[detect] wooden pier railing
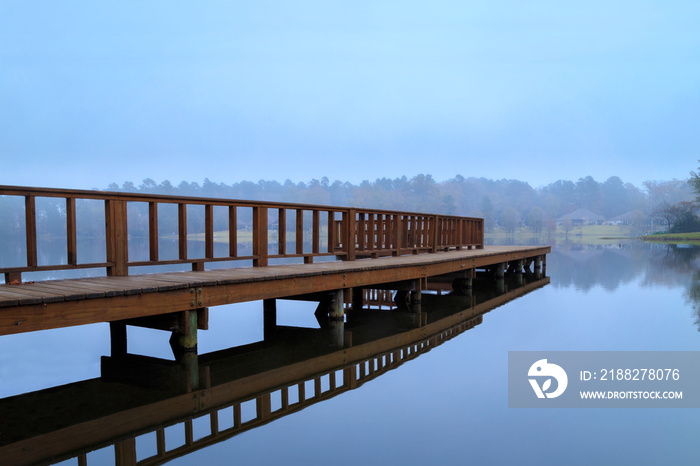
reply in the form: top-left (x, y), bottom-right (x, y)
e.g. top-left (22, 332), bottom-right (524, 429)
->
top-left (0, 185), bottom-right (483, 283)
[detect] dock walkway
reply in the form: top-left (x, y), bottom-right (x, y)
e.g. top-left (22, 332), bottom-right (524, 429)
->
top-left (0, 245), bottom-right (549, 336)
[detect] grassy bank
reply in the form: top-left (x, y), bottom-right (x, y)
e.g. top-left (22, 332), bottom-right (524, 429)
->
top-left (641, 232), bottom-right (700, 244)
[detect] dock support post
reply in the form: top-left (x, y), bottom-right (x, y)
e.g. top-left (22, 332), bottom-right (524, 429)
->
top-left (351, 287), bottom-right (364, 312)
top-left (348, 287), bottom-right (363, 323)
top-left (495, 262), bottom-right (505, 280)
top-left (452, 269), bottom-right (474, 297)
top-left (110, 322), bottom-right (127, 356)
top-left (168, 310), bottom-right (199, 390)
top-left (329, 320), bottom-right (345, 348)
top-left (410, 280), bottom-right (422, 314)
top-left (329, 289), bottom-right (345, 347)
top-left (264, 299), bottom-right (277, 341)
top-left (534, 256), bottom-right (542, 279)
top-left (542, 255), bottom-right (547, 276)
top-left (329, 289), bottom-right (344, 321)
top-left (170, 310), bottom-right (198, 356)
top-left (467, 268), bottom-right (475, 297)
top-left (514, 259), bottom-right (523, 286)
top-left (180, 351), bottom-right (200, 392)
top-left (495, 262), bottom-right (505, 293)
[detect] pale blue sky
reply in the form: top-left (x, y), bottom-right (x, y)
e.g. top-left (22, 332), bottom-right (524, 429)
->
top-left (1, 1), bottom-right (698, 190)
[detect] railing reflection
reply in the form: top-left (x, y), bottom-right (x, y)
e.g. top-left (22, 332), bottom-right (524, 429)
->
top-left (0, 274), bottom-right (548, 466)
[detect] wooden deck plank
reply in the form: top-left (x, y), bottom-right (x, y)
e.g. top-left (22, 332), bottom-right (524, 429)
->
top-left (0, 287), bottom-right (46, 306)
top-left (29, 281), bottom-right (117, 300)
top-left (0, 294), bottom-right (19, 308)
top-left (84, 276), bottom-right (173, 294)
top-left (83, 276), bottom-right (189, 293)
top-left (0, 285), bottom-right (67, 303)
top-left (17, 282), bottom-right (88, 301)
top-left (47, 279), bottom-right (128, 297)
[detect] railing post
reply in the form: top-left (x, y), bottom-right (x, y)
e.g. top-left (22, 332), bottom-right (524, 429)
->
top-left (431, 214), bottom-right (439, 253)
top-left (327, 210), bottom-right (336, 253)
top-left (105, 199), bottom-right (128, 277)
top-left (257, 393), bottom-right (272, 420)
top-left (253, 206), bottom-right (268, 266)
top-left (357, 212), bottom-right (366, 253)
top-left (229, 206), bottom-right (238, 257)
top-left (408, 215), bottom-right (416, 253)
top-left (392, 214), bottom-right (402, 256)
top-left (25, 195), bottom-right (37, 269)
top-left (366, 213), bottom-right (374, 253)
top-left (178, 203), bottom-right (187, 261)
top-left (296, 209), bottom-right (304, 256)
top-left (114, 437), bottom-right (137, 466)
top-left (478, 218), bottom-right (484, 248)
top-left (205, 204), bottom-right (214, 259)
top-left (149, 202), bottom-right (159, 261)
top-left (66, 197), bottom-right (77, 266)
top-left (309, 209), bottom-right (319, 264)
top-left (344, 209), bottom-right (356, 261)
top-left (456, 218), bottom-right (464, 250)
top-left (278, 208), bottom-right (287, 255)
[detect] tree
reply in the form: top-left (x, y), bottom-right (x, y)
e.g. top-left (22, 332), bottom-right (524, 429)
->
top-left (500, 207), bottom-right (519, 235)
top-left (654, 201), bottom-right (700, 233)
top-left (691, 160), bottom-right (700, 202)
top-left (575, 176), bottom-right (603, 212)
top-left (544, 180), bottom-right (576, 216)
top-left (480, 195), bottom-right (495, 232)
top-left (440, 194), bottom-right (457, 215)
top-left (527, 207), bottom-right (545, 236)
top-left (644, 179), bottom-right (695, 213)
top-left (653, 202), bottom-right (676, 231)
top-left (545, 215), bottom-right (557, 241)
top-left (600, 176), bottom-right (628, 218)
top-left (140, 178), bottom-right (157, 192)
top-left (562, 217), bottom-right (573, 239)
top-left (670, 202), bottom-right (700, 233)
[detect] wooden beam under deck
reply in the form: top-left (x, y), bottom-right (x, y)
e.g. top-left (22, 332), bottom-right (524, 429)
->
top-left (0, 245), bottom-right (549, 336)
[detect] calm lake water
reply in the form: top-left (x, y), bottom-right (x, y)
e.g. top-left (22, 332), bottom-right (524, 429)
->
top-left (1, 239), bottom-right (699, 465)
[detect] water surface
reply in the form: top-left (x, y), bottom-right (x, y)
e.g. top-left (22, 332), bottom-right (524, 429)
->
top-left (1, 240), bottom-right (698, 465)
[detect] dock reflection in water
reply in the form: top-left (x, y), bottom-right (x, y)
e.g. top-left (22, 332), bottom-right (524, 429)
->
top-left (0, 274), bottom-right (548, 466)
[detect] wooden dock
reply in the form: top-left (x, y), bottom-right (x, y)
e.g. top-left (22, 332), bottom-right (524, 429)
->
top-left (0, 186), bottom-right (552, 465)
top-left (0, 186), bottom-right (549, 351)
top-left (0, 245), bottom-right (549, 336)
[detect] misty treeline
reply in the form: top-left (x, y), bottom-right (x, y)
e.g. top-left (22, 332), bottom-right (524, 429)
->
top-left (0, 174), bottom-right (694, 240)
top-left (108, 175), bottom-right (692, 232)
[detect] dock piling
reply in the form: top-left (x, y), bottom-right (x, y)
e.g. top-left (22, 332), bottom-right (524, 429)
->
top-left (264, 299), bottom-right (277, 341)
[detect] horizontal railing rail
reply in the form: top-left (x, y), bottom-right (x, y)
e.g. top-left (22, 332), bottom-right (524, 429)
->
top-left (0, 185), bottom-right (484, 283)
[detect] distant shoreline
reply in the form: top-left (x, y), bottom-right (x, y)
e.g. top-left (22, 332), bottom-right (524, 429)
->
top-left (641, 232), bottom-right (700, 244)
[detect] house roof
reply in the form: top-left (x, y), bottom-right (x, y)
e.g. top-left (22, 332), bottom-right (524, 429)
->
top-left (609, 211), bottom-right (643, 222)
top-left (559, 208), bottom-right (605, 222)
